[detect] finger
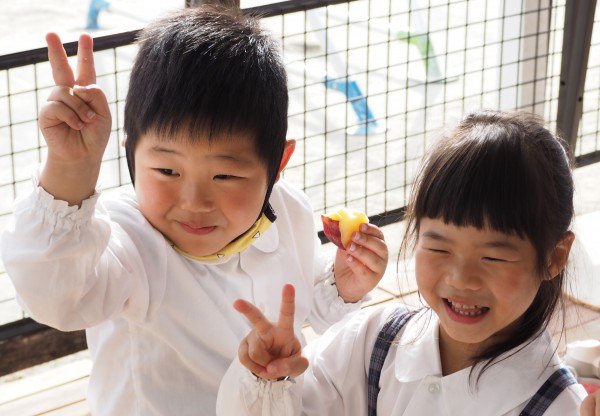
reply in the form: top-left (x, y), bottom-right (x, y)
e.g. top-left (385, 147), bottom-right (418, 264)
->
top-left (346, 238), bottom-right (388, 276)
top-left (245, 332), bottom-right (275, 368)
top-left (346, 232), bottom-right (389, 263)
top-left (265, 355), bottom-right (309, 379)
top-left (233, 298), bottom-right (274, 336)
top-left (352, 229), bottom-right (388, 262)
top-left (277, 283), bottom-right (296, 331)
top-left (238, 337), bottom-right (268, 376)
top-left (46, 32), bottom-right (75, 87)
top-left (359, 222), bottom-right (385, 241)
top-left (75, 33), bottom-right (96, 85)
top-left (40, 101), bottom-right (85, 131)
top-left (47, 86), bottom-right (97, 123)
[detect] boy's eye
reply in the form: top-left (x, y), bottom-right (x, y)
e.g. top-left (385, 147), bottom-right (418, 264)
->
top-left (156, 168), bottom-right (179, 176)
top-left (214, 174), bottom-right (238, 180)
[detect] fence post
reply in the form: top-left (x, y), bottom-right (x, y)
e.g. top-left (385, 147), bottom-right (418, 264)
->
top-left (186, 0), bottom-right (241, 7)
top-left (556, 0), bottom-right (597, 163)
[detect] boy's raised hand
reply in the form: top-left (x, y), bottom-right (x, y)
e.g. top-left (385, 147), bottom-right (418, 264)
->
top-left (333, 223), bottom-right (388, 303)
top-left (234, 284), bottom-right (308, 380)
top-left (39, 33), bottom-right (111, 206)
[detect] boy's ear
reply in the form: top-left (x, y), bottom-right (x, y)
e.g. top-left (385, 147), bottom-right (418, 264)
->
top-left (547, 231), bottom-right (575, 279)
top-left (275, 139), bottom-right (296, 183)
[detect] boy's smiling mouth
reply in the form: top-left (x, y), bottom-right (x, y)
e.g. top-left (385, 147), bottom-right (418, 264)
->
top-left (445, 299), bottom-right (490, 317)
top-left (179, 222), bottom-right (216, 235)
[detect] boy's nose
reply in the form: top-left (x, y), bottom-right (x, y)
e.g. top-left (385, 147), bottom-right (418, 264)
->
top-left (180, 182), bottom-right (215, 212)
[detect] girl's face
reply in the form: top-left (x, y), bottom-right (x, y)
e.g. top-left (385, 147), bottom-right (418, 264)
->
top-left (415, 217), bottom-right (541, 356)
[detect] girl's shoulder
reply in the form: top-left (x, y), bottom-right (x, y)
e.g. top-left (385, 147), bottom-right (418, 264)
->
top-left (314, 303), bottom-right (419, 351)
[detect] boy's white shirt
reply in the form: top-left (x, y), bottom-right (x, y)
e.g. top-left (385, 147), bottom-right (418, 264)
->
top-left (217, 304), bottom-right (587, 416)
top-left (1, 177), bottom-right (361, 416)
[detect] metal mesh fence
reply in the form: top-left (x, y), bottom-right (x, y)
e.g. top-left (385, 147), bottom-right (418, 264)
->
top-left (0, 0), bottom-right (598, 327)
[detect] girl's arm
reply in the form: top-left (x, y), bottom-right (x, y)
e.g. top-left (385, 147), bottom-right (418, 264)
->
top-left (217, 284), bottom-right (307, 416)
top-left (581, 390), bottom-right (600, 416)
top-left (234, 284), bottom-right (308, 381)
top-left (217, 286), bottom-right (394, 416)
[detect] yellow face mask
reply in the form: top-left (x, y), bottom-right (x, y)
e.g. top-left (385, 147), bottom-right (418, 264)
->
top-left (171, 212), bottom-right (273, 261)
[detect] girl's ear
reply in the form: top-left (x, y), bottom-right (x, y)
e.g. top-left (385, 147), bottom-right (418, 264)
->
top-left (275, 139), bottom-right (296, 183)
top-left (547, 231), bottom-right (575, 279)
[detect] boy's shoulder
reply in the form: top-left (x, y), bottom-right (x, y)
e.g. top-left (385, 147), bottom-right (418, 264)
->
top-left (100, 185), bottom-right (157, 231)
top-left (270, 178), bottom-right (313, 214)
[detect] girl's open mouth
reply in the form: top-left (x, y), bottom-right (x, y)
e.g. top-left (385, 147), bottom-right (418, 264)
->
top-left (445, 299), bottom-right (490, 317)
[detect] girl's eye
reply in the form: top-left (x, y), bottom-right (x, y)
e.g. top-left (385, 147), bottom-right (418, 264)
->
top-left (483, 257), bottom-right (506, 262)
top-left (427, 248), bottom-right (448, 254)
top-left (156, 168), bottom-right (179, 176)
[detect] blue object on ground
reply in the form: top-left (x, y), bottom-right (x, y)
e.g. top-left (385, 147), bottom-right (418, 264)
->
top-left (324, 77), bottom-right (383, 136)
top-left (86, 0), bottom-right (110, 30)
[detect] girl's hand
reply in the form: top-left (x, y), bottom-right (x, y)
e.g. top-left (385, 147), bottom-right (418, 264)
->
top-left (39, 33), bottom-right (112, 205)
top-left (233, 284), bottom-right (309, 380)
top-left (333, 223), bottom-right (388, 303)
top-left (581, 390), bottom-right (600, 416)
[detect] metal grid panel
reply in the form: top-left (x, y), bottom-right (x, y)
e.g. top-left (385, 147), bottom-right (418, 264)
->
top-left (575, 2), bottom-right (600, 159)
top-left (0, 0), bottom-right (595, 327)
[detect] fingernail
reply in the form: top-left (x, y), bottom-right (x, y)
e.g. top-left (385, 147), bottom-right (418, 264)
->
top-left (77, 121), bottom-right (84, 130)
top-left (353, 232), bottom-right (361, 242)
top-left (87, 110), bottom-right (96, 120)
top-left (347, 255), bottom-right (354, 263)
top-left (360, 223), bottom-right (368, 232)
top-left (348, 243), bottom-right (357, 252)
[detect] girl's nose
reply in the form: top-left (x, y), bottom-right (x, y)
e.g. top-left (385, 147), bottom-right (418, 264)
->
top-left (445, 259), bottom-right (482, 291)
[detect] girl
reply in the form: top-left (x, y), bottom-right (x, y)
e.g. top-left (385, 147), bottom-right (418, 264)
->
top-left (217, 110), bottom-right (590, 415)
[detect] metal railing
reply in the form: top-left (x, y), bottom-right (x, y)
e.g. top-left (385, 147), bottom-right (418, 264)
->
top-left (0, 0), bottom-right (599, 375)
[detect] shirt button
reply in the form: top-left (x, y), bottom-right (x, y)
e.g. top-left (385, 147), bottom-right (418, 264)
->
top-left (428, 382), bottom-right (441, 394)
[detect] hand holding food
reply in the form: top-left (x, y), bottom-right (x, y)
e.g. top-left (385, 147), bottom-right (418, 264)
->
top-left (321, 208), bottom-right (370, 250)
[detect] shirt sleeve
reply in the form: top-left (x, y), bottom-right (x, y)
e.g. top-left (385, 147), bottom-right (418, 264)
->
top-left (274, 179), bottom-right (364, 334)
top-left (216, 305), bottom-right (394, 416)
top-left (1, 181), bottom-right (160, 330)
top-left (217, 357), bottom-right (303, 416)
top-left (307, 250), bottom-right (364, 334)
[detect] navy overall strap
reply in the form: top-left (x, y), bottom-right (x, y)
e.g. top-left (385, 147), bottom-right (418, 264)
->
top-left (519, 367), bottom-right (578, 416)
top-left (367, 308), bottom-right (413, 416)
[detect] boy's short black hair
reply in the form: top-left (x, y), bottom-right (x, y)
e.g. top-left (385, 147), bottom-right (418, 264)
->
top-left (124, 5), bottom-right (288, 205)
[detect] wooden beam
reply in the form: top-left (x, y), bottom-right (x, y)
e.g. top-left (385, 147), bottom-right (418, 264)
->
top-left (0, 319), bottom-right (87, 376)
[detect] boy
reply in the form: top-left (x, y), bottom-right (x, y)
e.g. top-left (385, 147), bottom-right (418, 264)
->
top-left (1, 5), bottom-right (388, 415)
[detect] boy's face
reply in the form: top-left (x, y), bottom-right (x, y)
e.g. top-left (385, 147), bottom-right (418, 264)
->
top-left (133, 130), bottom-right (269, 257)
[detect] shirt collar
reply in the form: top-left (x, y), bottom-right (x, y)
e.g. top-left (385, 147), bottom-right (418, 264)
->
top-left (394, 310), bottom-right (561, 414)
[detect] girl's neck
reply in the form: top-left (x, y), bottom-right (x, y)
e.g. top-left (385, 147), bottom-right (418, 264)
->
top-left (438, 325), bottom-right (477, 376)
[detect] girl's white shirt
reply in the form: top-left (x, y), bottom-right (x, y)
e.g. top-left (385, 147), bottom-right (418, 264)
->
top-left (217, 304), bottom-right (587, 416)
top-left (1, 177), bottom-right (360, 416)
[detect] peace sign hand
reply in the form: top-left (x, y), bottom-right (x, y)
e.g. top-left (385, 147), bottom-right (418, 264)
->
top-left (38, 33), bottom-right (112, 206)
top-left (234, 284), bottom-right (309, 380)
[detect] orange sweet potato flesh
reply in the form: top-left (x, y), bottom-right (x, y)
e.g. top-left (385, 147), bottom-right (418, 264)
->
top-left (321, 208), bottom-right (369, 249)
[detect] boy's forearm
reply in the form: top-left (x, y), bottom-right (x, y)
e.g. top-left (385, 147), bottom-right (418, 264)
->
top-left (40, 157), bottom-right (101, 206)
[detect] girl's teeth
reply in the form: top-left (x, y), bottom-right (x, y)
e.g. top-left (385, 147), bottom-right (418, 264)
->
top-left (448, 300), bottom-right (489, 316)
